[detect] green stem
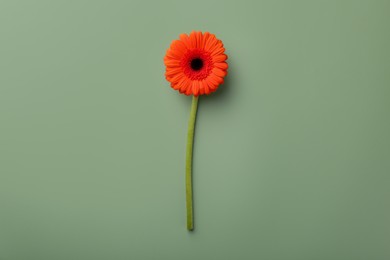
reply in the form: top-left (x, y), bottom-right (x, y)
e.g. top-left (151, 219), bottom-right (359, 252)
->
top-left (186, 95), bottom-right (199, 231)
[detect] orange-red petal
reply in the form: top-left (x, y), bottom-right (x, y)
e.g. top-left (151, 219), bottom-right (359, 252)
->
top-left (214, 62), bottom-right (228, 70)
top-left (212, 68), bottom-right (227, 77)
top-left (198, 80), bottom-right (205, 95)
top-left (212, 54), bottom-right (228, 63)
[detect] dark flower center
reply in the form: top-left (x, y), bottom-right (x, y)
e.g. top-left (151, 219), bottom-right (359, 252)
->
top-left (190, 58), bottom-right (203, 71)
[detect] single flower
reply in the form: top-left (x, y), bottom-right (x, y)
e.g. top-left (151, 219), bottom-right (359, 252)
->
top-left (164, 31), bottom-right (228, 231)
top-left (164, 31), bottom-right (228, 96)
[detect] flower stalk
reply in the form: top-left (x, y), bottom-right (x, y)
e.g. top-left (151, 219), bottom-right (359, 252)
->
top-left (185, 95), bottom-right (199, 231)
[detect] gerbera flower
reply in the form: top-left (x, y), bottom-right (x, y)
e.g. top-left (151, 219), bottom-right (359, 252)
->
top-left (164, 31), bottom-right (228, 96)
top-left (164, 32), bottom-right (229, 231)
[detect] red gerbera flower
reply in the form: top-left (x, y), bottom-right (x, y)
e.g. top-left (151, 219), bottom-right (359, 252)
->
top-left (164, 31), bottom-right (229, 231)
top-left (164, 31), bottom-right (228, 96)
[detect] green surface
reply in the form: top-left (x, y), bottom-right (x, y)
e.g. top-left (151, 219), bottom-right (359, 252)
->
top-left (1, 0), bottom-right (389, 259)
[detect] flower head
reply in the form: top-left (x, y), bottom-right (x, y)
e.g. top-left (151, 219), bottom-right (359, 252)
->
top-left (164, 31), bottom-right (228, 96)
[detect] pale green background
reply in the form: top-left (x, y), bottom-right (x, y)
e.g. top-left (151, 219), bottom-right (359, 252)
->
top-left (0, 0), bottom-right (389, 259)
